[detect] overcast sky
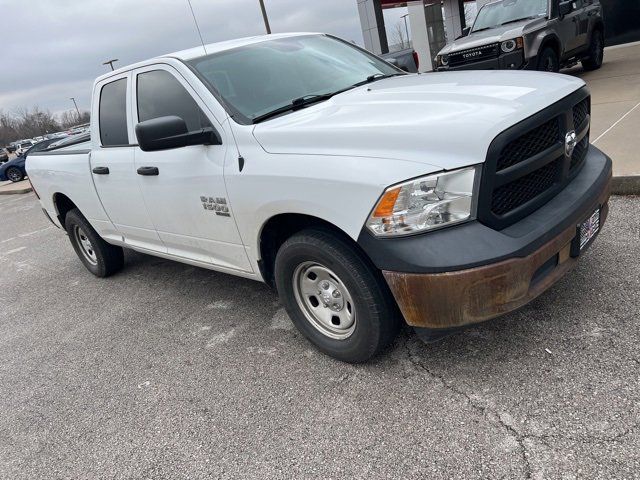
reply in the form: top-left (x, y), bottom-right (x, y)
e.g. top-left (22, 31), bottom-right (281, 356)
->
top-left (0, 0), bottom-right (407, 118)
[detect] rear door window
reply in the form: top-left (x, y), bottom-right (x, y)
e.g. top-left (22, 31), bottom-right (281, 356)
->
top-left (99, 78), bottom-right (129, 146)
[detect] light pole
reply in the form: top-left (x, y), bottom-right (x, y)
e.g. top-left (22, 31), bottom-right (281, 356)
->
top-left (103, 59), bottom-right (119, 71)
top-left (258, 0), bottom-right (271, 34)
top-left (400, 14), bottom-right (410, 48)
top-left (70, 98), bottom-right (81, 120)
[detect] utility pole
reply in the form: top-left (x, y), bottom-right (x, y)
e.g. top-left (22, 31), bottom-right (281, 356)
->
top-left (400, 14), bottom-right (410, 48)
top-left (258, 0), bottom-right (271, 34)
top-left (70, 98), bottom-right (81, 120)
top-left (103, 59), bottom-right (119, 71)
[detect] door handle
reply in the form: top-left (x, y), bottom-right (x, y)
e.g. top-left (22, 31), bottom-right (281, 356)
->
top-left (137, 166), bottom-right (159, 176)
top-left (92, 166), bottom-right (109, 175)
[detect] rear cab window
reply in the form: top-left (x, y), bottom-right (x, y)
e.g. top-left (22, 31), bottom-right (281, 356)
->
top-left (99, 78), bottom-right (129, 146)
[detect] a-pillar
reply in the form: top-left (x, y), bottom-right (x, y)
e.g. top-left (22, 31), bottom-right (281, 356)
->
top-left (475, 0), bottom-right (493, 11)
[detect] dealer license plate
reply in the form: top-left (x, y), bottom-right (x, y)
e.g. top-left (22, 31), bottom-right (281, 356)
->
top-left (579, 208), bottom-right (600, 251)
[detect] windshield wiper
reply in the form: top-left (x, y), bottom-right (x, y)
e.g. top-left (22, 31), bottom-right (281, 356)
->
top-left (252, 73), bottom-right (405, 124)
top-left (252, 93), bottom-right (337, 123)
top-left (499, 16), bottom-right (539, 26)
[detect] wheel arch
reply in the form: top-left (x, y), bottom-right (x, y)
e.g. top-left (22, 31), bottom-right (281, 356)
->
top-left (258, 213), bottom-right (367, 288)
top-left (537, 34), bottom-right (561, 59)
top-left (52, 192), bottom-right (78, 227)
top-left (590, 20), bottom-right (605, 41)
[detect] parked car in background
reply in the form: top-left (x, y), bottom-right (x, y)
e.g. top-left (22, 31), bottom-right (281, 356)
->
top-left (381, 47), bottom-right (419, 72)
top-left (15, 141), bottom-right (35, 156)
top-left (0, 149), bottom-right (9, 163)
top-left (6, 144), bottom-right (17, 153)
top-left (436, 0), bottom-right (604, 72)
top-left (0, 138), bottom-right (60, 182)
top-left (45, 134), bottom-right (74, 150)
top-left (28, 33), bottom-right (611, 362)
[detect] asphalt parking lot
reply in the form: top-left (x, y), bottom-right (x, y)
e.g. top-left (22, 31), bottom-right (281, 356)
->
top-left (1, 192), bottom-right (639, 479)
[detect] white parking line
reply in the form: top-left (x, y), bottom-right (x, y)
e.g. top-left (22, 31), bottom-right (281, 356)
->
top-left (0, 195), bottom-right (30, 206)
top-left (1, 227), bottom-right (53, 244)
top-left (593, 101), bottom-right (640, 144)
top-left (18, 226), bottom-right (53, 238)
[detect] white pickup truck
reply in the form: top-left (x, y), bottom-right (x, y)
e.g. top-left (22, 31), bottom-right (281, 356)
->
top-left (28, 33), bottom-right (611, 362)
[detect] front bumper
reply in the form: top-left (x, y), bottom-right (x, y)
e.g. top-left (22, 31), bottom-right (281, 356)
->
top-left (359, 147), bottom-right (612, 330)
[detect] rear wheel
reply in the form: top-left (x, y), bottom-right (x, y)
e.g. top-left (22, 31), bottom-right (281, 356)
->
top-left (582, 30), bottom-right (604, 71)
top-left (274, 228), bottom-right (401, 363)
top-left (537, 47), bottom-right (560, 72)
top-left (65, 208), bottom-right (124, 277)
top-left (6, 167), bottom-right (23, 183)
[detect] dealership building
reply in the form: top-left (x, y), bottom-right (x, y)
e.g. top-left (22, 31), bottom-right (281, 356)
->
top-left (357, 0), bottom-right (640, 71)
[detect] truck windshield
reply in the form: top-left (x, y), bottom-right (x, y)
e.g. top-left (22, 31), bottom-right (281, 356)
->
top-left (472, 0), bottom-right (548, 33)
top-left (188, 35), bottom-right (401, 124)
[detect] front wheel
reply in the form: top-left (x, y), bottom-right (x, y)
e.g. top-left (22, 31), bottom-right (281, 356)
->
top-left (65, 208), bottom-right (124, 277)
top-left (582, 30), bottom-right (604, 71)
top-left (274, 229), bottom-right (401, 363)
top-left (537, 47), bottom-right (560, 72)
top-left (5, 167), bottom-right (24, 183)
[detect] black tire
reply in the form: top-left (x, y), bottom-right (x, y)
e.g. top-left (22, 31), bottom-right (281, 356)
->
top-left (274, 228), bottom-right (401, 363)
top-left (537, 47), bottom-right (560, 72)
top-left (6, 167), bottom-right (24, 183)
top-left (582, 30), bottom-right (604, 71)
top-left (65, 208), bottom-right (124, 277)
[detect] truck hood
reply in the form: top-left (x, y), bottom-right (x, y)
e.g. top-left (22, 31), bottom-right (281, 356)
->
top-left (438, 17), bottom-right (546, 55)
top-left (252, 72), bottom-right (585, 171)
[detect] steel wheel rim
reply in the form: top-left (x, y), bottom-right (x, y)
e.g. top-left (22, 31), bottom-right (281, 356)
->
top-left (292, 261), bottom-right (356, 340)
top-left (7, 168), bottom-right (21, 182)
top-left (73, 225), bottom-right (98, 265)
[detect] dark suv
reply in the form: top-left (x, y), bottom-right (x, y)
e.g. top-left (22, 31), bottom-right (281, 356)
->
top-left (436, 0), bottom-right (604, 72)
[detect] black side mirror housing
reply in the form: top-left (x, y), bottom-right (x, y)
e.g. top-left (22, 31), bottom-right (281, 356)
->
top-left (559, 1), bottom-right (573, 18)
top-left (462, 26), bottom-right (471, 37)
top-left (135, 116), bottom-right (221, 152)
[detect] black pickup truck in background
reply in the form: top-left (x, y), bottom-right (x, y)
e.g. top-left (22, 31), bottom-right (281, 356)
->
top-left (381, 47), bottom-right (420, 73)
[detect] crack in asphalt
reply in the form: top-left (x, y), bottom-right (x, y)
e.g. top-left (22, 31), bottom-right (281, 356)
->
top-left (403, 339), bottom-right (533, 479)
top-left (402, 338), bottom-right (640, 478)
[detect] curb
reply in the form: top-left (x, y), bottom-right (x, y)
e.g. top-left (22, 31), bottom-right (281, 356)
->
top-left (612, 175), bottom-right (640, 196)
top-left (0, 186), bottom-right (32, 196)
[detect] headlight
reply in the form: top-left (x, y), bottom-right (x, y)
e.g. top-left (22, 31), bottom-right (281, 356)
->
top-left (501, 37), bottom-right (524, 53)
top-left (366, 166), bottom-right (478, 237)
top-left (438, 54), bottom-right (449, 66)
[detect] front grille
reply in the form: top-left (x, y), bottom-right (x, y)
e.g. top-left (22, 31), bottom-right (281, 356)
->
top-left (571, 135), bottom-right (589, 170)
top-left (573, 98), bottom-right (590, 130)
top-left (491, 158), bottom-right (562, 215)
top-left (497, 117), bottom-right (560, 171)
top-left (477, 88), bottom-right (592, 230)
top-left (448, 43), bottom-right (499, 67)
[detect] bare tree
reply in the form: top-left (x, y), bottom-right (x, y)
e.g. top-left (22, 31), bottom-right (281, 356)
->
top-left (0, 107), bottom-right (91, 146)
top-left (0, 110), bottom-right (20, 146)
top-left (12, 107), bottom-right (60, 139)
top-left (59, 109), bottom-right (90, 129)
top-left (391, 21), bottom-right (408, 50)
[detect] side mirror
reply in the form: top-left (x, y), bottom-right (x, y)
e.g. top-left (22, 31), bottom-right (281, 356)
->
top-left (135, 116), bottom-right (221, 152)
top-left (559, 1), bottom-right (573, 18)
top-left (462, 26), bottom-right (471, 37)
top-left (386, 57), bottom-right (399, 67)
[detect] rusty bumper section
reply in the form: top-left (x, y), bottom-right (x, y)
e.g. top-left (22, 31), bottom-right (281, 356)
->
top-left (383, 192), bottom-right (610, 331)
